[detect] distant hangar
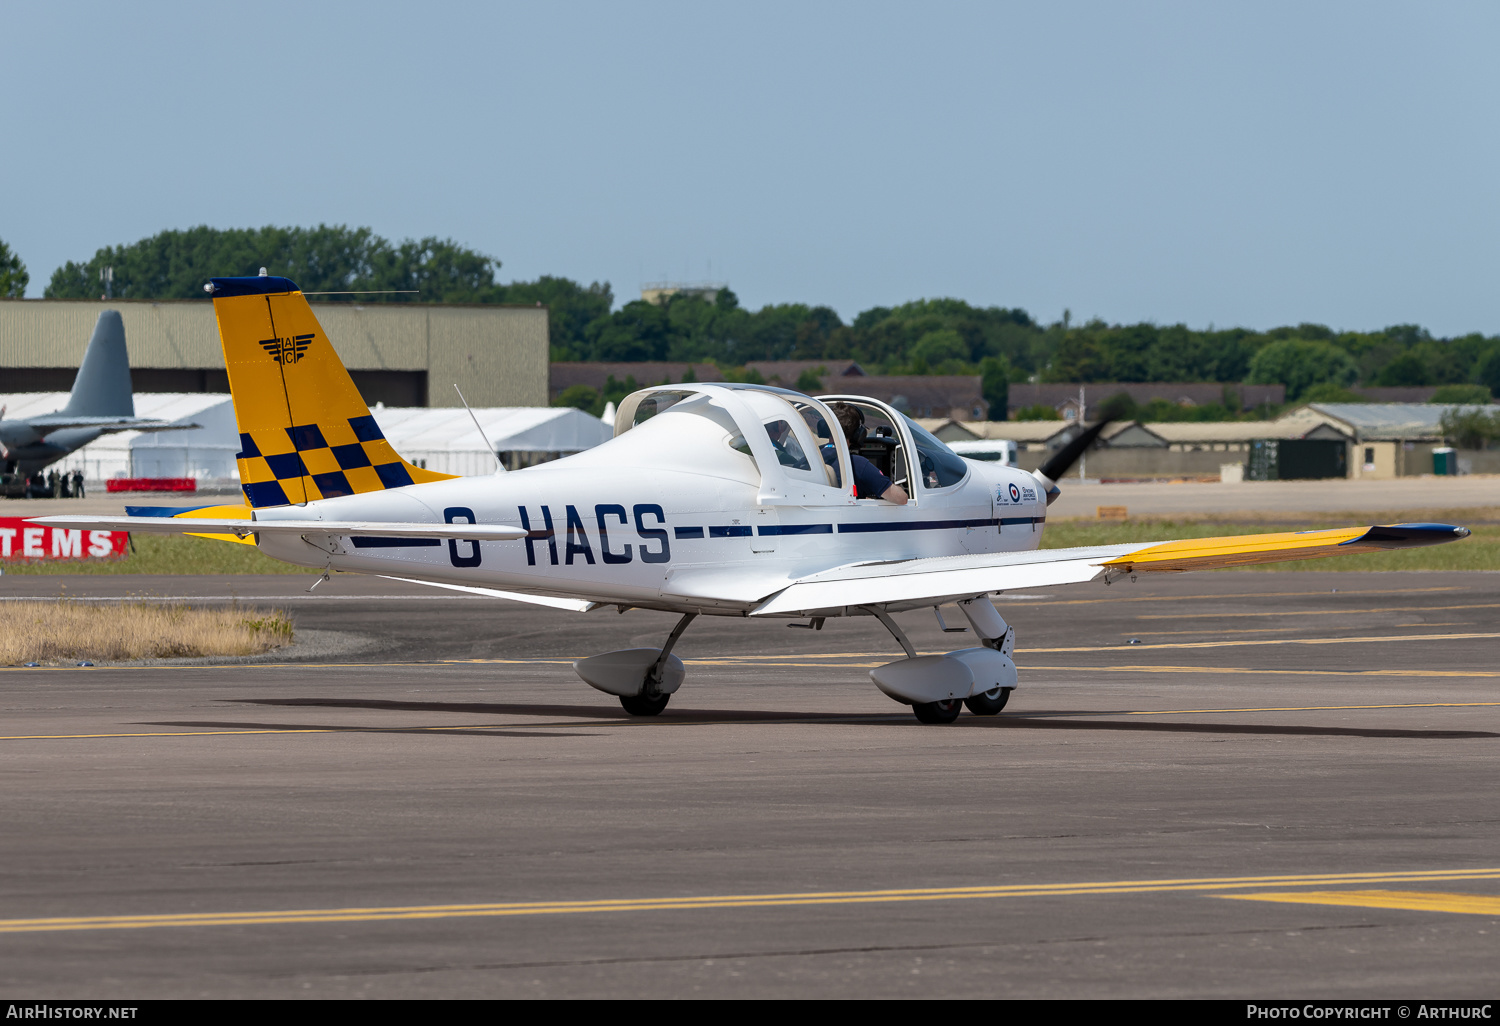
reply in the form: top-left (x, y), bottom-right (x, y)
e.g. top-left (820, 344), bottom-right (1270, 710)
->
top-left (0, 298), bottom-right (549, 409)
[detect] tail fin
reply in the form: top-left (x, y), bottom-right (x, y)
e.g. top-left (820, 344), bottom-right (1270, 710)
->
top-left (61, 311), bottom-right (134, 418)
top-left (207, 275), bottom-right (454, 508)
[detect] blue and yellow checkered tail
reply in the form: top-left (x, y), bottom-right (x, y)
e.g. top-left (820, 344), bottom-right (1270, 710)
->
top-left (208, 275), bottom-right (454, 508)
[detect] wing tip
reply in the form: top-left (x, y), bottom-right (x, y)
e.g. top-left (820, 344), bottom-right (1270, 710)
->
top-left (1345, 523), bottom-right (1472, 549)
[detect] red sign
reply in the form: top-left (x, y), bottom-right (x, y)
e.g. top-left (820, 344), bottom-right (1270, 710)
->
top-left (106, 478), bottom-right (197, 493)
top-left (0, 517), bottom-right (128, 561)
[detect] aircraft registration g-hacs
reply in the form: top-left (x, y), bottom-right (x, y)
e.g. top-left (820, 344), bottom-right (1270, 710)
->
top-left (32, 275), bottom-right (1471, 723)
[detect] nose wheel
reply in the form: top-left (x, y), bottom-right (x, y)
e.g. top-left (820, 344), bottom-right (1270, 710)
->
top-left (964, 686), bottom-right (1012, 716)
top-left (911, 699), bottom-right (962, 724)
top-left (620, 693), bottom-right (670, 717)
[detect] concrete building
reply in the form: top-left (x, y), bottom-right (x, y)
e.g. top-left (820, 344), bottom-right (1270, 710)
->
top-left (0, 299), bottom-right (549, 408)
top-left (640, 282), bottom-right (726, 306)
top-left (931, 402), bottom-right (1499, 480)
top-left (1290, 402), bottom-right (1500, 478)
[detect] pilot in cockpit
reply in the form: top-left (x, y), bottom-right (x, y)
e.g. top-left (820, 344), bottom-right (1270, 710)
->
top-left (822, 403), bottom-right (909, 504)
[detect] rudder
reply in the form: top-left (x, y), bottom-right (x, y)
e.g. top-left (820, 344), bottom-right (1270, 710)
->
top-left (62, 311), bottom-right (135, 418)
top-left (207, 275), bottom-right (453, 508)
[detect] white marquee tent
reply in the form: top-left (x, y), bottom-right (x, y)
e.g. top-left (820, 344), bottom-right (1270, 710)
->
top-left (0, 392), bottom-right (236, 483)
top-left (1, 394), bottom-right (614, 484)
top-left (367, 404), bottom-right (614, 475)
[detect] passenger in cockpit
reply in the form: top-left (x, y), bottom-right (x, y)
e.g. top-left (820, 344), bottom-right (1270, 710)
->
top-left (823, 403), bottom-right (908, 504)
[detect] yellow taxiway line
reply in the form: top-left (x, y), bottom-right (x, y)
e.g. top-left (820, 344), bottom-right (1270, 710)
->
top-left (1008, 586), bottom-right (1461, 607)
top-left (1135, 601), bottom-right (1500, 620)
top-left (1023, 631), bottom-right (1500, 653)
top-left (1026, 663), bottom-right (1500, 679)
top-left (3, 868), bottom-right (1498, 934)
top-left (1221, 890), bottom-right (1500, 916)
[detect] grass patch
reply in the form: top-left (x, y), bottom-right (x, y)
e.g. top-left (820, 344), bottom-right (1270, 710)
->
top-left (2, 534), bottom-right (320, 575)
top-left (1041, 521), bottom-right (1500, 571)
top-left (1, 601), bottom-right (294, 664)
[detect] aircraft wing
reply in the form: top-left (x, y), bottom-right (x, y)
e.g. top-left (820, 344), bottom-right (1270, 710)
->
top-left (751, 523), bottom-right (1470, 616)
top-left (28, 515), bottom-right (528, 542)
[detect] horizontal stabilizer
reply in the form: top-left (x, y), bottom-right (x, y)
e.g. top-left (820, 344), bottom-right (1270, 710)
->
top-left (28, 515), bottom-right (527, 542)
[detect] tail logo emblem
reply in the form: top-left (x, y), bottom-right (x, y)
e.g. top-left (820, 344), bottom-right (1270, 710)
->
top-left (258, 333), bottom-right (315, 365)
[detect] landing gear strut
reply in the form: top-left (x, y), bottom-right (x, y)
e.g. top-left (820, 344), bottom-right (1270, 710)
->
top-left (618, 612), bottom-right (697, 717)
top-left (866, 598), bottom-right (1020, 724)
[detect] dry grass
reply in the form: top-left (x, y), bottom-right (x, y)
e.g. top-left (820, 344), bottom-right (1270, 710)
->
top-left (1, 602), bottom-right (294, 664)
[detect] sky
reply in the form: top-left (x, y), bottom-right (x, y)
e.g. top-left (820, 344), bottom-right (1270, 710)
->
top-left (3, 1), bottom-right (1499, 336)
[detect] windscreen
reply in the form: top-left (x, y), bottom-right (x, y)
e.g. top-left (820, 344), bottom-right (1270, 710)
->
top-left (903, 415), bottom-right (970, 489)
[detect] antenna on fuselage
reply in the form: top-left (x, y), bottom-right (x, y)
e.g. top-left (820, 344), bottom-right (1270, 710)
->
top-left (453, 384), bottom-right (505, 475)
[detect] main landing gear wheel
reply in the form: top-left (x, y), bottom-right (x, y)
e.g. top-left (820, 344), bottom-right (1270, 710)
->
top-left (619, 693), bottom-right (670, 717)
top-left (912, 699), bottom-right (962, 724)
top-left (964, 687), bottom-right (1013, 716)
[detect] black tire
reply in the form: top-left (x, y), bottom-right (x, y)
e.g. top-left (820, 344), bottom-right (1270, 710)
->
top-left (964, 687), bottom-right (1013, 716)
top-left (912, 699), bottom-right (962, 724)
top-left (619, 692), bottom-right (670, 717)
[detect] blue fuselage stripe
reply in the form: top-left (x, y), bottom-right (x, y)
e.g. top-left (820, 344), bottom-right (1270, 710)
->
top-left (350, 537), bottom-right (443, 548)
top-left (757, 524), bottom-right (834, 536)
top-left (836, 516), bottom-right (1043, 534)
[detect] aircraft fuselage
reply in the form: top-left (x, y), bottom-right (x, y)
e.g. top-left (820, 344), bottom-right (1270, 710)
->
top-left (254, 459), bottom-right (1047, 614)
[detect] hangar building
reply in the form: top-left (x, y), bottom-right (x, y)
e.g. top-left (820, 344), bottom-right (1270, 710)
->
top-left (0, 299), bottom-right (549, 409)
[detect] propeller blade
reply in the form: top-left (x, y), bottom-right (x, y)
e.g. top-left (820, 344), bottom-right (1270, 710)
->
top-left (1032, 419), bottom-right (1112, 502)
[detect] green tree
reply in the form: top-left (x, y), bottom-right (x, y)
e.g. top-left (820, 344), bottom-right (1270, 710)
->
top-left (498, 276), bottom-right (613, 357)
top-left (553, 384), bottom-right (604, 417)
top-left (1012, 404), bottom-right (1061, 420)
top-left (0, 238), bottom-right (29, 297)
top-left (1301, 382), bottom-right (1363, 404)
top-left (1372, 350), bottom-right (1431, 387)
top-left (909, 328), bottom-right (968, 371)
top-left (1430, 384), bottom-right (1492, 405)
top-left (794, 365), bottom-right (828, 393)
top-left (45, 225), bottom-right (507, 302)
top-left (1440, 407), bottom-right (1500, 449)
top-left (1476, 348), bottom-right (1500, 398)
top-left (979, 356), bottom-right (1009, 420)
top-left (1247, 339), bottom-right (1359, 401)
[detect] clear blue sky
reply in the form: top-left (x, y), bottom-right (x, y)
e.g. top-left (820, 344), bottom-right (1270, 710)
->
top-left (3, 1), bottom-right (1498, 336)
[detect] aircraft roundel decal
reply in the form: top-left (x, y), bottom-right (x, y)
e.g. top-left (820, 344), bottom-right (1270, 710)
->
top-left (1009, 483), bottom-right (1021, 503)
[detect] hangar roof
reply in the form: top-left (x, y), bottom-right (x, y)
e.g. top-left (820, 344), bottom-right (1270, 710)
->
top-left (1297, 403), bottom-right (1490, 440)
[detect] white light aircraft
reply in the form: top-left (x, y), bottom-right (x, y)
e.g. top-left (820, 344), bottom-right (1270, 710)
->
top-left (33, 276), bottom-right (1471, 723)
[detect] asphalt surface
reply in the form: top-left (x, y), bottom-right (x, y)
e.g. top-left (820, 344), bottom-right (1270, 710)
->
top-left (1, 570), bottom-right (1498, 998)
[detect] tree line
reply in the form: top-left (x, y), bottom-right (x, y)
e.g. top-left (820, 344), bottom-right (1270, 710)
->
top-left (11, 227), bottom-right (1500, 419)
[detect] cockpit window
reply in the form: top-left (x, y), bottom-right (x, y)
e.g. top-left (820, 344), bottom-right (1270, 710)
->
top-left (632, 390), bottom-right (692, 426)
top-left (792, 401), bottom-right (841, 488)
top-left (764, 420), bottom-right (811, 471)
top-left (903, 415), bottom-right (970, 489)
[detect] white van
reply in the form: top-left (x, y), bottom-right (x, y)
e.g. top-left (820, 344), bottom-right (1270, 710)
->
top-left (948, 439), bottom-right (1019, 467)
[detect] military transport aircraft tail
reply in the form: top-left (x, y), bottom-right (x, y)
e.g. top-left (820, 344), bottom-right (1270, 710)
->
top-left (205, 275), bottom-right (454, 508)
top-left (62, 310), bottom-right (135, 419)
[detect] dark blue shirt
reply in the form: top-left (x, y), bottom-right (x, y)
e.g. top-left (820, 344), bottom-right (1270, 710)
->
top-left (823, 444), bottom-right (892, 499)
